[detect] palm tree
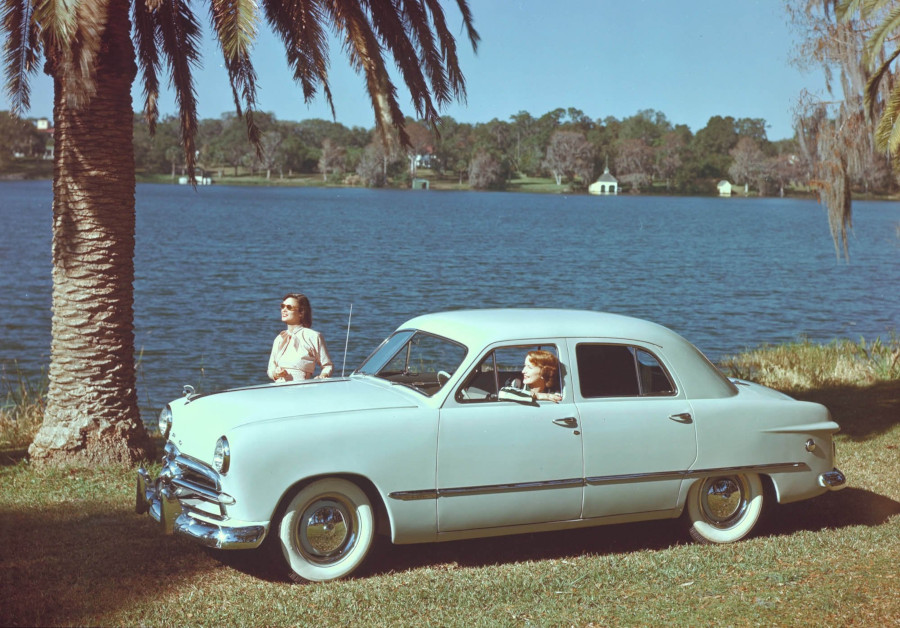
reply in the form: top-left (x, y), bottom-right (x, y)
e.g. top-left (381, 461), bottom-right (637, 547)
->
top-left (2, 0), bottom-right (478, 466)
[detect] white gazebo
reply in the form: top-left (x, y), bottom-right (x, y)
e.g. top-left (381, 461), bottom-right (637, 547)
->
top-left (589, 167), bottom-right (618, 195)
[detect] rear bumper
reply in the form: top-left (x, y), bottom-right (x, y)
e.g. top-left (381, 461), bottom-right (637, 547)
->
top-left (818, 468), bottom-right (847, 491)
top-left (136, 466), bottom-right (266, 549)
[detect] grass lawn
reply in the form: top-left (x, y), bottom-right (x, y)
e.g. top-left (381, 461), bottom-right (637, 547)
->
top-left (1, 346), bottom-right (898, 626)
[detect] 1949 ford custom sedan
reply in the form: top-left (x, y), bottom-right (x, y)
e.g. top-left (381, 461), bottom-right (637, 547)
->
top-left (136, 309), bottom-right (846, 582)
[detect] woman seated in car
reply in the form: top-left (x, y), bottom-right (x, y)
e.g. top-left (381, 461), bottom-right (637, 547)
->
top-left (499, 349), bottom-right (562, 403)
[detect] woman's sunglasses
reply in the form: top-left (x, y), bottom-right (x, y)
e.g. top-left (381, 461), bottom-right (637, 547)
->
top-left (280, 303), bottom-right (298, 311)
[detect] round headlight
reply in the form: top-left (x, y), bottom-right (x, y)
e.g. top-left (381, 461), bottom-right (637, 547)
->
top-left (213, 437), bottom-right (231, 474)
top-left (158, 405), bottom-right (172, 440)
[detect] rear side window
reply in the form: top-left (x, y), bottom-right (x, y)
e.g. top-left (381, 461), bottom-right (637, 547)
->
top-left (576, 344), bottom-right (675, 398)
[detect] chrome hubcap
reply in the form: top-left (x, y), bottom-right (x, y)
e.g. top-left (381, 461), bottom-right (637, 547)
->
top-left (297, 498), bottom-right (357, 564)
top-left (700, 476), bottom-right (747, 527)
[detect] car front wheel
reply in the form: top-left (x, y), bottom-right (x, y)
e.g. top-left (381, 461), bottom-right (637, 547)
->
top-left (277, 478), bottom-right (375, 583)
top-left (686, 473), bottom-right (763, 544)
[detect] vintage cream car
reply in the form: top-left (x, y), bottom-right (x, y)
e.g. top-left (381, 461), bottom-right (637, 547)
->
top-left (136, 309), bottom-right (846, 583)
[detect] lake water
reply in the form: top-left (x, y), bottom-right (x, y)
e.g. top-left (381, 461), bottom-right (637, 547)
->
top-left (1, 180), bottom-right (898, 422)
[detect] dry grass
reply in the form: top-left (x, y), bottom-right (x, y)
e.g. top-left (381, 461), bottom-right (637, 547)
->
top-left (720, 336), bottom-right (900, 390)
top-left (0, 368), bottom-right (45, 453)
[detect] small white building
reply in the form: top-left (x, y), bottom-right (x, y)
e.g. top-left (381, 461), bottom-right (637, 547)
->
top-left (718, 180), bottom-right (749, 196)
top-left (588, 167), bottom-right (618, 195)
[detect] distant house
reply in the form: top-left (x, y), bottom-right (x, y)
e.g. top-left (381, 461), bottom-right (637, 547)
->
top-left (718, 180), bottom-right (749, 196)
top-left (34, 117), bottom-right (55, 160)
top-left (588, 167), bottom-right (618, 195)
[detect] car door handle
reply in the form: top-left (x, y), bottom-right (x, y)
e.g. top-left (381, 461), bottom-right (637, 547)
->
top-left (553, 417), bottom-right (579, 428)
top-left (668, 412), bottom-right (693, 423)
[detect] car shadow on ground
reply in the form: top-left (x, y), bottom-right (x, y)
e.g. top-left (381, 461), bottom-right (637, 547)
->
top-left (211, 486), bottom-right (899, 583)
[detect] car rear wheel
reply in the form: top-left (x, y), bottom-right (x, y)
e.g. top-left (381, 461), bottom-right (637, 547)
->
top-left (686, 473), bottom-right (763, 544)
top-left (277, 478), bottom-right (375, 583)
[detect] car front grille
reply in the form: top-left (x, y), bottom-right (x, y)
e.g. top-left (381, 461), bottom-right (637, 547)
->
top-left (161, 442), bottom-right (227, 520)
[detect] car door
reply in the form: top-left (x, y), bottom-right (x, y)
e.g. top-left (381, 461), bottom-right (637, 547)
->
top-left (569, 340), bottom-right (698, 519)
top-left (436, 343), bottom-right (584, 532)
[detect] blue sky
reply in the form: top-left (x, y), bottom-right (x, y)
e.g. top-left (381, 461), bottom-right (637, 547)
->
top-left (3, 0), bottom-right (828, 141)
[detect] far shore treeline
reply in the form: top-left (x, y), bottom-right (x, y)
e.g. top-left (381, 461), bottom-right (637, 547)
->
top-left (2, 107), bottom-right (897, 197)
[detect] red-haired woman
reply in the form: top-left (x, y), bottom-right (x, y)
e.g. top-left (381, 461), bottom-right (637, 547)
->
top-left (500, 349), bottom-right (563, 403)
top-left (267, 293), bottom-right (333, 382)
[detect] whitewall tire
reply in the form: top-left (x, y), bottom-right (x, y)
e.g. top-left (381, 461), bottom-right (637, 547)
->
top-left (277, 478), bottom-right (375, 583)
top-left (686, 473), bottom-right (764, 544)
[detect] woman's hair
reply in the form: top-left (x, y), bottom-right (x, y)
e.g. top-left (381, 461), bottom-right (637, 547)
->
top-left (527, 349), bottom-right (559, 393)
top-left (283, 293), bottom-right (312, 328)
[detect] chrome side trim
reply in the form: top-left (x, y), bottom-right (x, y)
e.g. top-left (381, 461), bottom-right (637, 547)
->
top-left (389, 478), bottom-right (583, 501)
top-left (586, 462), bottom-right (810, 486)
top-left (586, 470), bottom-right (685, 486)
top-left (440, 477), bottom-right (584, 497)
top-left (684, 462), bottom-right (810, 477)
top-left (388, 462), bottom-right (812, 501)
top-left (389, 489), bottom-right (439, 501)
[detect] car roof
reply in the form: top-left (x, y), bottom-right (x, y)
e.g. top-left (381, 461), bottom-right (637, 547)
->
top-left (399, 308), bottom-right (738, 400)
top-left (401, 309), bottom-right (678, 348)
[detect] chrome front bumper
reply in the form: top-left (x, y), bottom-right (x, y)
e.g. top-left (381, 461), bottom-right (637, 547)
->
top-left (135, 465), bottom-right (266, 550)
top-left (818, 468), bottom-right (847, 491)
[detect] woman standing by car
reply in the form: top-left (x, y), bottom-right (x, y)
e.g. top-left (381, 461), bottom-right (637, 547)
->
top-left (267, 293), bottom-right (334, 382)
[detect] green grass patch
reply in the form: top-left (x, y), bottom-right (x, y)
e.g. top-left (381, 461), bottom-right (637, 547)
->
top-left (1, 342), bottom-right (898, 626)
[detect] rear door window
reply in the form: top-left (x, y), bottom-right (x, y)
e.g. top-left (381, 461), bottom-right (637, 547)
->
top-left (576, 344), bottom-right (675, 398)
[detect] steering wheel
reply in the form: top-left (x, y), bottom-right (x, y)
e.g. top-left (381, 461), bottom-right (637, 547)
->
top-left (437, 370), bottom-right (451, 385)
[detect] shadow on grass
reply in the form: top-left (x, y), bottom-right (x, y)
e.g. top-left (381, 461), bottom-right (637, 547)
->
top-left (210, 485), bottom-right (899, 584)
top-left (786, 379), bottom-right (900, 441)
top-left (0, 501), bottom-right (218, 626)
top-left (764, 486), bottom-right (900, 536)
top-left (0, 447), bottom-right (28, 466)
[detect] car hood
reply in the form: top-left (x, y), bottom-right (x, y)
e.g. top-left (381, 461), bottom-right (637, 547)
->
top-left (167, 376), bottom-right (417, 459)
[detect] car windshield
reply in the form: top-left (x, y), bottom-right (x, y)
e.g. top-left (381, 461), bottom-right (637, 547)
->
top-left (355, 330), bottom-right (467, 397)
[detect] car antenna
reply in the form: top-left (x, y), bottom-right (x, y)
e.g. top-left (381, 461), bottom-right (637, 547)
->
top-left (341, 304), bottom-right (353, 377)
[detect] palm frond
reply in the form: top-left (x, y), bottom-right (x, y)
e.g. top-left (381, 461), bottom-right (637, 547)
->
top-left (2, 0), bottom-right (42, 113)
top-left (327, 0), bottom-right (408, 145)
top-left (367, 0), bottom-right (439, 123)
top-left (32, 0), bottom-right (76, 58)
top-left (261, 0), bottom-right (334, 115)
top-left (864, 45), bottom-right (900, 115)
top-left (209, 0), bottom-right (261, 150)
top-left (451, 0), bottom-right (479, 53)
top-left (156, 0), bottom-right (202, 176)
top-left (836, 0), bottom-right (864, 21)
top-left (33, 0), bottom-right (108, 108)
top-left (132, 0), bottom-right (162, 133)
top-left (875, 80), bottom-right (900, 155)
top-left (399, 0), bottom-right (451, 106)
top-left (863, 4), bottom-right (900, 65)
top-left (421, 0), bottom-right (468, 100)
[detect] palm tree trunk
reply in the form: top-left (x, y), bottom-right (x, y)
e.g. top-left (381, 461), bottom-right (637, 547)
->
top-left (29, 2), bottom-right (154, 466)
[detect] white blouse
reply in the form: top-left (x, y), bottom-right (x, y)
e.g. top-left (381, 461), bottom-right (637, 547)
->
top-left (267, 326), bottom-right (334, 381)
